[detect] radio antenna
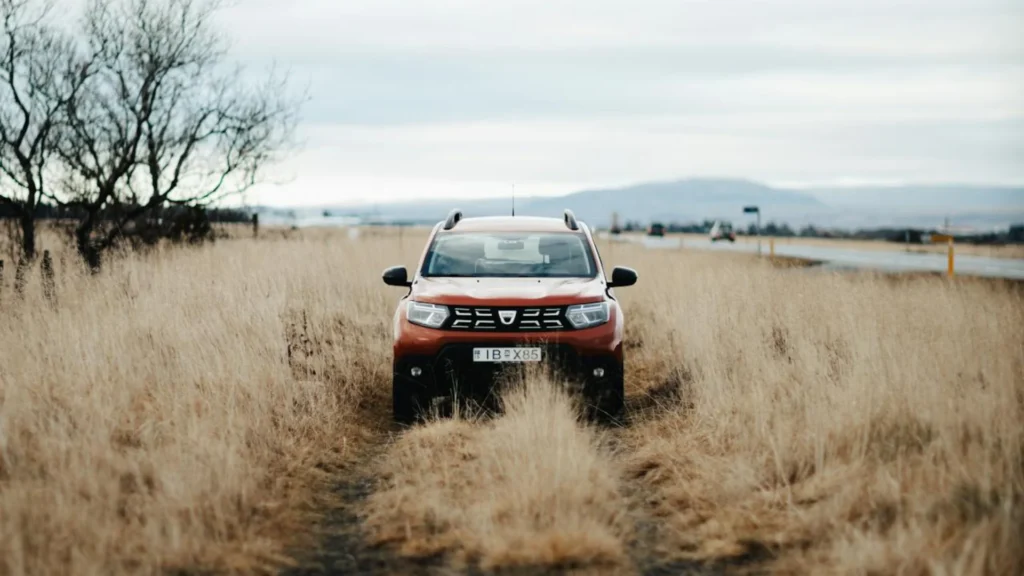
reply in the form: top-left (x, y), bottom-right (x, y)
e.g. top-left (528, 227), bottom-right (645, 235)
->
top-left (512, 184), bottom-right (516, 216)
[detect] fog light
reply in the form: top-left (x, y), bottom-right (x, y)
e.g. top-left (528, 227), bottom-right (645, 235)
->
top-left (593, 368), bottom-right (605, 378)
top-left (410, 367), bottom-right (423, 377)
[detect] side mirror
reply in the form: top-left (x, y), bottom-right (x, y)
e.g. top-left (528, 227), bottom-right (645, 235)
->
top-left (382, 266), bottom-right (411, 287)
top-left (608, 266), bottom-right (637, 288)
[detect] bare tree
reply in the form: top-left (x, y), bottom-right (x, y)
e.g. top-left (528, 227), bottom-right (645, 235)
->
top-left (0, 0), bottom-right (89, 259)
top-left (57, 0), bottom-right (297, 269)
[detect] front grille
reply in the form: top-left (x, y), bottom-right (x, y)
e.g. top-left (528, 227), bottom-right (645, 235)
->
top-left (448, 306), bottom-right (566, 331)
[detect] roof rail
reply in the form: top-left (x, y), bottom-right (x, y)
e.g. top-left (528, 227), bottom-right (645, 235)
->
top-left (563, 209), bottom-right (579, 231)
top-left (443, 209), bottom-right (463, 230)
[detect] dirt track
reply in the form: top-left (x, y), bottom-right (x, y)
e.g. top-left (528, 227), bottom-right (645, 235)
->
top-left (282, 386), bottom-right (749, 576)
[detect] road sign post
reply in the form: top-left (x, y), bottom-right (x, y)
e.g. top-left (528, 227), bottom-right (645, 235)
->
top-left (948, 237), bottom-right (955, 277)
top-left (743, 206), bottom-right (761, 256)
top-left (928, 233), bottom-right (956, 277)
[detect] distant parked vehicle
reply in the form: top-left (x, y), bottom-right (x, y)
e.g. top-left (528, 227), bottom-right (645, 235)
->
top-left (710, 221), bottom-right (736, 242)
top-left (647, 222), bottom-right (665, 237)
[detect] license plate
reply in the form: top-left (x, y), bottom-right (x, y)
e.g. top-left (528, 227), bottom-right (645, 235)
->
top-left (473, 347), bottom-right (543, 363)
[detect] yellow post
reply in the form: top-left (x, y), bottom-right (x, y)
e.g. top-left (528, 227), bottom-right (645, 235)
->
top-left (947, 238), bottom-right (955, 277)
top-left (770, 237), bottom-right (775, 258)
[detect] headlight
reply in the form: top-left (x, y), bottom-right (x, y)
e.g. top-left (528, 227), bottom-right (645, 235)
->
top-left (406, 301), bottom-right (450, 328)
top-left (565, 302), bottom-right (610, 329)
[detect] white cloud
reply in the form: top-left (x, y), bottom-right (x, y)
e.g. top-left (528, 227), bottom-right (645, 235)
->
top-left (220, 0), bottom-right (1022, 55)
top-left (246, 112), bottom-right (1024, 207)
top-left (205, 0), bottom-right (1024, 204)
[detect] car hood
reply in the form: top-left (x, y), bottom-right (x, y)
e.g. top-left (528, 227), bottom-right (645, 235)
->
top-left (412, 277), bottom-right (607, 306)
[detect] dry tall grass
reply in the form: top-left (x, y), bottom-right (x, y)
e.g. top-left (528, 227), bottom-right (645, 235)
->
top-left (0, 230), bottom-right (416, 575)
top-left (366, 379), bottom-right (630, 572)
top-left (611, 248), bottom-right (1023, 574)
top-left (1, 228), bottom-right (1021, 575)
top-left (366, 241), bottom-right (1023, 574)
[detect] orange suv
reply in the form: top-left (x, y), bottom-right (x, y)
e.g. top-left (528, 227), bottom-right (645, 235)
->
top-left (382, 209), bottom-right (638, 423)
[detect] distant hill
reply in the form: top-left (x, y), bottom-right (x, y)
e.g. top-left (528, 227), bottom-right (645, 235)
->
top-left (798, 185), bottom-right (1024, 229)
top-left (531, 179), bottom-right (826, 224)
top-left (259, 179), bottom-right (1024, 230)
top-left (302, 178), bottom-right (829, 226)
top-left (804, 185), bottom-right (1024, 210)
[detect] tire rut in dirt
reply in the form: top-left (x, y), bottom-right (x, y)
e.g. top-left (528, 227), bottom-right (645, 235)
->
top-left (287, 381), bottom-right (716, 576)
top-left (617, 383), bottom-right (771, 576)
top-left (615, 386), bottom-right (726, 576)
top-left (280, 388), bottom-right (443, 576)
top-left (284, 470), bottom-right (455, 576)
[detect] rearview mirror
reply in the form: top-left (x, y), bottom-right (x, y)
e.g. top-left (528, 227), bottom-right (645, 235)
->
top-left (608, 266), bottom-right (637, 288)
top-left (382, 266), bottom-right (411, 287)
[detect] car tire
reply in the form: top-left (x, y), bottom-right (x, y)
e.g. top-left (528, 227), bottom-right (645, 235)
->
top-left (588, 364), bottom-right (625, 424)
top-left (393, 372), bottom-right (425, 425)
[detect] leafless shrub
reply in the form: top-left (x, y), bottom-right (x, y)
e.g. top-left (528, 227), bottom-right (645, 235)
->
top-left (12, 253), bottom-right (25, 296)
top-left (3, 0), bottom-right (299, 269)
top-left (54, 0), bottom-right (299, 269)
top-left (39, 247), bottom-right (53, 304)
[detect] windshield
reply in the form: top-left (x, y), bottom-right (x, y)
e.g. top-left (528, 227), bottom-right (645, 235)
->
top-left (422, 232), bottom-right (597, 278)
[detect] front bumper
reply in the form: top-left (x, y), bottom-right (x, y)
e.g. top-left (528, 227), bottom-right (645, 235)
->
top-left (394, 343), bottom-right (621, 402)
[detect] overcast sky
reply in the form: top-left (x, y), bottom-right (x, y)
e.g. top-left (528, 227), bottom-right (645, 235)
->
top-left (210, 0), bottom-right (1023, 207)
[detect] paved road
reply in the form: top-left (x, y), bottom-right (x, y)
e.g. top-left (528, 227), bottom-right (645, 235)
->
top-left (620, 235), bottom-right (1024, 280)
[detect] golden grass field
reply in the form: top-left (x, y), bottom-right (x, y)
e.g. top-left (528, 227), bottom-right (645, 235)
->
top-left (0, 226), bottom-right (1021, 575)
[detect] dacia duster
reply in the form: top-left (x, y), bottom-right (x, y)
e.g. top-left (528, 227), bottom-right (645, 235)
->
top-left (382, 209), bottom-right (638, 423)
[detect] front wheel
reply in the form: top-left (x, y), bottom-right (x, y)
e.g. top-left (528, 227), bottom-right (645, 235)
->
top-left (393, 371), bottom-right (428, 425)
top-left (586, 365), bottom-right (624, 424)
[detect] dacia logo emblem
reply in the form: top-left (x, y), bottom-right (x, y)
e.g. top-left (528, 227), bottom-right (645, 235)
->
top-left (499, 310), bottom-right (517, 325)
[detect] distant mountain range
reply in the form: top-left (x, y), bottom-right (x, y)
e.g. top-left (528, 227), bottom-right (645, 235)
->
top-left (257, 179), bottom-right (1024, 230)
